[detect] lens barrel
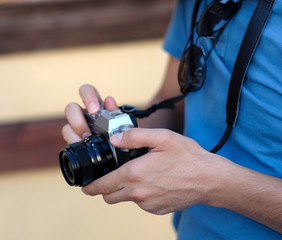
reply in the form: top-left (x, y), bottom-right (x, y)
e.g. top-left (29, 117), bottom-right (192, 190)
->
top-left (59, 135), bottom-right (116, 187)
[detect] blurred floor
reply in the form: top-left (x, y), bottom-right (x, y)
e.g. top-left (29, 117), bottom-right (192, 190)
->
top-left (0, 39), bottom-right (176, 239)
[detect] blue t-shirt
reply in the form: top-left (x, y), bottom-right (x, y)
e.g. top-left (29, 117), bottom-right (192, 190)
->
top-left (163, 0), bottom-right (282, 239)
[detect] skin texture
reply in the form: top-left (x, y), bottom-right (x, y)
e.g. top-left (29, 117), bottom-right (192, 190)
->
top-left (62, 57), bottom-right (282, 233)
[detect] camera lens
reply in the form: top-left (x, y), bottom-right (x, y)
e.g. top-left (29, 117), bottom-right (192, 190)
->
top-left (60, 151), bottom-right (78, 185)
top-left (59, 135), bottom-right (116, 187)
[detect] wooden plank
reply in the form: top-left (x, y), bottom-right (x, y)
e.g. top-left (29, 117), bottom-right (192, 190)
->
top-left (0, 0), bottom-right (174, 53)
top-left (0, 118), bottom-right (67, 172)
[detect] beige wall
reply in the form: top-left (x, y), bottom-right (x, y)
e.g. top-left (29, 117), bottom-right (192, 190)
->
top-left (0, 40), bottom-right (176, 240)
top-left (0, 39), bottom-right (167, 123)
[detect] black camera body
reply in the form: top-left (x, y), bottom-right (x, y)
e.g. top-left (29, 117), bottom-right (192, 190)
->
top-left (59, 109), bottom-right (147, 187)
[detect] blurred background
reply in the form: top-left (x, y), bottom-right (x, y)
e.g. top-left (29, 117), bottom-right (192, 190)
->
top-left (0, 0), bottom-right (177, 239)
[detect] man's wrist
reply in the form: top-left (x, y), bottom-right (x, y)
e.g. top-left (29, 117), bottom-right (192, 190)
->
top-left (202, 155), bottom-right (242, 208)
top-left (203, 156), bottom-right (282, 233)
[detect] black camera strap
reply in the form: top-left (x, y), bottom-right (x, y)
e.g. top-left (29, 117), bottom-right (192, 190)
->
top-left (120, 0), bottom-right (275, 153)
top-left (211, 0), bottom-right (275, 153)
top-left (120, 94), bottom-right (187, 118)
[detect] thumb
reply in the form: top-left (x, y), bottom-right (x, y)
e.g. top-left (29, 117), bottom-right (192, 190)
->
top-left (110, 128), bottom-right (172, 150)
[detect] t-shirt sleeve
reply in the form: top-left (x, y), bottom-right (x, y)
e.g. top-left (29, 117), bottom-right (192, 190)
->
top-left (162, 0), bottom-right (192, 60)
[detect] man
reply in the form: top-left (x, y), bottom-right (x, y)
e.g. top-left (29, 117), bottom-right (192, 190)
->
top-left (62, 0), bottom-right (282, 238)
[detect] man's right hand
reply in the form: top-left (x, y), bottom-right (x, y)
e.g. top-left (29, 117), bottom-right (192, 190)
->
top-left (62, 84), bottom-right (118, 144)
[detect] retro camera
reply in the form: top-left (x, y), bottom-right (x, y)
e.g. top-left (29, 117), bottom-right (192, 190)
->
top-left (59, 108), bottom-right (147, 187)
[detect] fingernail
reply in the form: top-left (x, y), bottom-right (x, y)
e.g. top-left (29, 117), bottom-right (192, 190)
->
top-left (81, 188), bottom-right (90, 196)
top-left (88, 102), bottom-right (99, 114)
top-left (110, 133), bottom-right (123, 144)
top-left (82, 132), bottom-right (92, 139)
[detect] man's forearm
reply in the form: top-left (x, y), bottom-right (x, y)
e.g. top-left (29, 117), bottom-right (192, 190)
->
top-left (209, 159), bottom-right (282, 233)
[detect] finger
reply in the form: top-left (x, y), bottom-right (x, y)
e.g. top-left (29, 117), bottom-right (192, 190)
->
top-left (81, 169), bottom-right (124, 196)
top-left (102, 185), bottom-right (146, 205)
top-left (104, 96), bottom-right (118, 111)
top-left (102, 189), bottom-right (128, 204)
top-left (79, 84), bottom-right (102, 114)
top-left (65, 102), bottom-right (91, 138)
top-left (110, 128), bottom-right (174, 150)
top-left (61, 124), bottom-right (82, 144)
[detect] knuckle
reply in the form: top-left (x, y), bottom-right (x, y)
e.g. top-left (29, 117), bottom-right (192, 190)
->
top-left (123, 129), bottom-right (135, 144)
top-left (129, 188), bottom-right (147, 202)
top-left (186, 137), bottom-right (200, 149)
top-left (93, 184), bottom-right (105, 195)
top-left (123, 163), bottom-right (144, 183)
top-left (76, 121), bottom-right (89, 135)
top-left (158, 129), bottom-right (173, 144)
